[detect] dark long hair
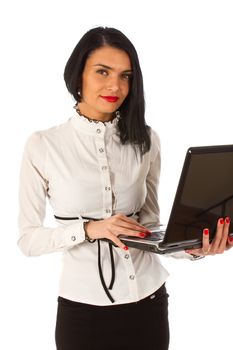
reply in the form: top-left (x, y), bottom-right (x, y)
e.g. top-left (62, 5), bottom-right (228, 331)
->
top-left (64, 27), bottom-right (151, 156)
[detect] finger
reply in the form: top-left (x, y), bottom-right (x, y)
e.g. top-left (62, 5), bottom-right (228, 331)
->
top-left (111, 225), bottom-right (149, 238)
top-left (211, 218), bottom-right (225, 253)
top-left (218, 217), bottom-right (230, 252)
top-left (115, 220), bottom-right (150, 233)
top-left (227, 234), bottom-right (233, 248)
top-left (118, 219), bottom-right (151, 233)
top-left (202, 228), bottom-right (211, 255)
top-left (111, 215), bottom-right (151, 233)
top-left (106, 232), bottom-right (129, 251)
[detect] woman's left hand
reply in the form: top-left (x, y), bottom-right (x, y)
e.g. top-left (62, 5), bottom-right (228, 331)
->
top-left (186, 217), bottom-right (233, 257)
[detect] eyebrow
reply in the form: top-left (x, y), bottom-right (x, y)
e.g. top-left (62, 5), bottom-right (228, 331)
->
top-left (93, 64), bottom-right (132, 73)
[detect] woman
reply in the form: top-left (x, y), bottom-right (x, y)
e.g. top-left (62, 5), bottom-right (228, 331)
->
top-left (18, 27), bottom-right (233, 350)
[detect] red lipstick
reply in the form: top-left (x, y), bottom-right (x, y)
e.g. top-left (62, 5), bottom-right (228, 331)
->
top-left (100, 95), bottom-right (119, 103)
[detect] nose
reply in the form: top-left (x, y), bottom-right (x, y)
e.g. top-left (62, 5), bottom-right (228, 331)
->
top-left (106, 76), bottom-right (120, 92)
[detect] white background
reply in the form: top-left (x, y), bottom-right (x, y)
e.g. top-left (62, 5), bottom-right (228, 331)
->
top-left (1, 0), bottom-right (233, 349)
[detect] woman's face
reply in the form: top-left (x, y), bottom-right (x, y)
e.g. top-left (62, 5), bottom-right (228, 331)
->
top-left (79, 46), bottom-right (132, 121)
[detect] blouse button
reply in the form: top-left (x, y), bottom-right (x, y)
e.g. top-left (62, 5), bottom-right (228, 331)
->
top-left (105, 186), bottom-right (111, 191)
top-left (71, 236), bottom-right (76, 241)
top-left (124, 254), bottom-right (129, 259)
top-left (99, 148), bottom-right (104, 153)
top-left (129, 275), bottom-right (135, 280)
top-left (96, 129), bottom-right (101, 134)
top-left (102, 166), bottom-right (107, 171)
top-left (105, 209), bottom-right (111, 213)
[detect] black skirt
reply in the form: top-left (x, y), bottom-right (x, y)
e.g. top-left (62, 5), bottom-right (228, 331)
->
top-left (55, 283), bottom-right (169, 350)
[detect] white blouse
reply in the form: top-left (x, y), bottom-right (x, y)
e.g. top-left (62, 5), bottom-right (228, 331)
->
top-left (18, 113), bottom-right (171, 306)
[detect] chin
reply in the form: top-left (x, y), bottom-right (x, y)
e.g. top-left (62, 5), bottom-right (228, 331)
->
top-left (99, 106), bottom-right (118, 115)
top-left (99, 99), bottom-right (121, 111)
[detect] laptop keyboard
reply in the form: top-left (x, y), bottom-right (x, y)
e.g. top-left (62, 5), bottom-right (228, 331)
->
top-left (146, 230), bottom-right (165, 241)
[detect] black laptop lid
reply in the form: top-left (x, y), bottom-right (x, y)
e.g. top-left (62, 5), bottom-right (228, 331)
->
top-left (162, 145), bottom-right (233, 246)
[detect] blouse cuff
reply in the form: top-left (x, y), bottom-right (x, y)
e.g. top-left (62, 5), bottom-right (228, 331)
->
top-left (64, 222), bottom-right (87, 247)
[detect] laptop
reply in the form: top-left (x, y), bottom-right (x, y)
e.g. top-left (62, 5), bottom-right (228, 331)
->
top-left (120, 144), bottom-right (233, 254)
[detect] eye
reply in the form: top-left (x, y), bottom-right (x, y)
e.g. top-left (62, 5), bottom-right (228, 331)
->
top-left (96, 69), bottom-right (108, 76)
top-left (121, 73), bottom-right (133, 80)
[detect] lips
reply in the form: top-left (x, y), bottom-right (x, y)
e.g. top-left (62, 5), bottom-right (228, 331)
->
top-left (100, 95), bottom-right (119, 103)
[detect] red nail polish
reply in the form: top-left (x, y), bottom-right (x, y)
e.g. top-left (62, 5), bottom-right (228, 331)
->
top-left (139, 233), bottom-right (146, 237)
top-left (225, 217), bottom-right (230, 224)
top-left (219, 218), bottom-right (224, 225)
top-left (229, 237), bottom-right (233, 242)
top-left (145, 232), bottom-right (151, 237)
top-left (203, 228), bottom-right (209, 235)
top-left (123, 246), bottom-right (129, 250)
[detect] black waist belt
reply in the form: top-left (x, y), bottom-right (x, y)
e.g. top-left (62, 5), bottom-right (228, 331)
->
top-left (54, 212), bottom-right (139, 303)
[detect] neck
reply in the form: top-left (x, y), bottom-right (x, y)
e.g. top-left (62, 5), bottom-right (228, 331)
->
top-left (74, 104), bottom-right (118, 124)
top-left (76, 103), bottom-right (113, 122)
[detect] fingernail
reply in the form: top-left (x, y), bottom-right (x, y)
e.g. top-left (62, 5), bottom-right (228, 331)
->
top-left (228, 237), bottom-right (233, 242)
top-left (225, 217), bottom-right (230, 224)
top-left (219, 218), bottom-right (224, 225)
top-left (139, 233), bottom-right (146, 237)
top-left (123, 246), bottom-right (129, 250)
top-left (203, 228), bottom-right (209, 235)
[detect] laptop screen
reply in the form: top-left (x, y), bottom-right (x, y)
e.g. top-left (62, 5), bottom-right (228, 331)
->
top-left (163, 145), bottom-right (233, 245)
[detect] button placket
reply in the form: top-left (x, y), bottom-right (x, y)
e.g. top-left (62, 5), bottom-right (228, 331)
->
top-left (119, 250), bottom-right (139, 300)
top-left (95, 124), bottom-right (105, 136)
top-left (95, 137), bottom-right (112, 217)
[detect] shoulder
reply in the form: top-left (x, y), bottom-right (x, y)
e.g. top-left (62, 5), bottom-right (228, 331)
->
top-left (147, 127), bottom-right (161, 161)
top-left (24, 131), bottom-right (45, 157)
top-left (149, 128), bottom-right (161, 149)
top-left (24, 118), bottom-right (71, 154)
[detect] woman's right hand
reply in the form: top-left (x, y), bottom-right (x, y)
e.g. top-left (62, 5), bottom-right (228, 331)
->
top-left (84, 214), bottom-right (151, 250)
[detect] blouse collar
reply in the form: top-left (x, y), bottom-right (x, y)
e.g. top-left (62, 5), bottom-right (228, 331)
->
top-left (70, 112), bottom-right (120, 137)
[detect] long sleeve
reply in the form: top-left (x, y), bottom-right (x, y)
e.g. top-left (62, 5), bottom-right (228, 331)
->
top-left (17, 133), bottom-right (86, 257)
top-left (139, 129), bottom-right (161, 227)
